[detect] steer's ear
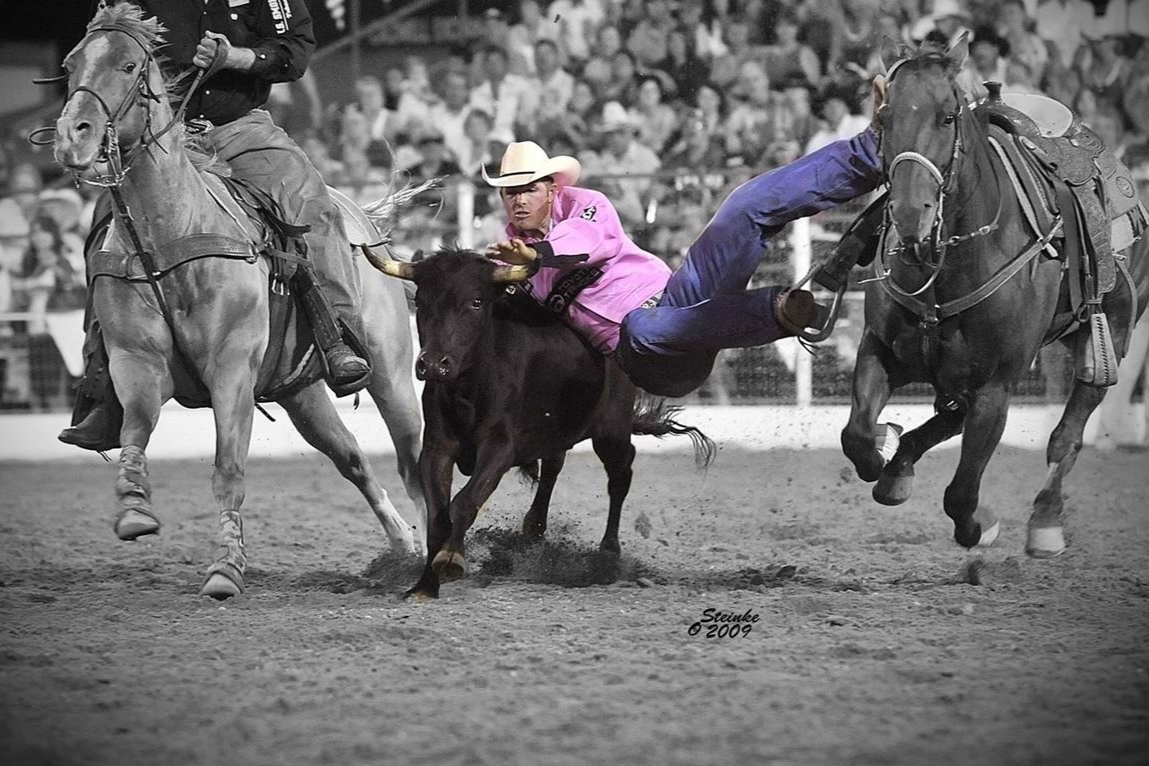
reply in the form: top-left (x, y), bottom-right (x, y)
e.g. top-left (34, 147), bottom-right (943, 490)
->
top-left (490, 264), bottom-right (535, 283)
top-left (361, 244), bottom-right (417, 280)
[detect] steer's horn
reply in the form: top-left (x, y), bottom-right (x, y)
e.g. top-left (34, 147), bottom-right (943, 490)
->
top-left (361, 244), bottom-right (416, 280)
top-left (490, 264), bottom-right (535, 283)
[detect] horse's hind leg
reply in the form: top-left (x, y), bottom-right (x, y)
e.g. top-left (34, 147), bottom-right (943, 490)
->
top-left (279, 382), bottom-right (421, 557)
top-left (943, 385), bottom-right (1010, 549)
top-left (1028, 378), bottom-right (1107, 557)
top-left (521, 452), bottom-right (566, 540)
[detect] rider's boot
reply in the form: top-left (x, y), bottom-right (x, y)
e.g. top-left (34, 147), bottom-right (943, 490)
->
top-left (293, 269), bottom-right (371, 396)
top-left (58, 324), bottom-right (124, 452)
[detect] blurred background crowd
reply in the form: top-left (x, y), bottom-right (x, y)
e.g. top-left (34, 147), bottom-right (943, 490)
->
top-left (1, 0), bottom-right (1148, 409)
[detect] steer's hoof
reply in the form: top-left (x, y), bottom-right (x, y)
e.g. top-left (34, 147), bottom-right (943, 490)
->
top-left (431, 549), bottom-right (466, 582)
top-left (114, 509), bottom-right (161, 541)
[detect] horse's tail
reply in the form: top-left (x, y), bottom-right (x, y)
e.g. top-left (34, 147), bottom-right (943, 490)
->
top-left (361, 178), bottom-right (440, 241)
top-left (631, 392), bottom-right (717, 468)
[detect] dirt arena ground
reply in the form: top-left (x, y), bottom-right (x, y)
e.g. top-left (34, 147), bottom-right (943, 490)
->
top-left (1, 442), bottom-right (1147, 766)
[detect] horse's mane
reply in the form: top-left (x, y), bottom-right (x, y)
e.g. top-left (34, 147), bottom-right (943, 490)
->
top-left (89, 2), bottom-right (229, 176)
top-left (891, 41), bottom-right (963, 78)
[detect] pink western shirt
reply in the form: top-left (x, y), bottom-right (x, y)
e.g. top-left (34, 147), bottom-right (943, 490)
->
top-left (505, 185), bottom-right (672, 353)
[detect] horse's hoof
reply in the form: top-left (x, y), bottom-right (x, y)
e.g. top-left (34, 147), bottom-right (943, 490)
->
top-left (115, 509), bottom-right (161, 541)
top-left (431, 549), bottom-right (466, 581)
top-left (1026, 526), bottom-right (1066, 558)
top-left (976, 521), bottom-right (1001, 548)
top-left (407, 588), bottom-right (438, 602)
top-left (200, 572), bottom-right (243, 600)
top-left (873, 474), bottom-right (913, 505)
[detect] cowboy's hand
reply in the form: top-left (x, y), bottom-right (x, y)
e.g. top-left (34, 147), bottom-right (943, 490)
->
top-left (194, 31), bottom-right (254, 71)
top-left (486, 238), bottom-right (537, 265)
top-left (871, 74), bottom-right (888, 133)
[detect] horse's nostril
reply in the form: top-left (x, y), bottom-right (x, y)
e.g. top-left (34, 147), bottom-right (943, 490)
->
top-left (436, 356), bottom-right (451, 375)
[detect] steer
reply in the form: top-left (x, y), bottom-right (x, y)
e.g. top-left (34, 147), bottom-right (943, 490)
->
top-left (364, 246), bottom-right (713, 599)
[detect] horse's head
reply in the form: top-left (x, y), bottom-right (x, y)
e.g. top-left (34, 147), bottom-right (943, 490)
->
top-left (362, 246), bottom-right (532, 382)
top-left (879, 36), bottom-right (970, 246)
top-left (54, 4), bottom-right (167, 172)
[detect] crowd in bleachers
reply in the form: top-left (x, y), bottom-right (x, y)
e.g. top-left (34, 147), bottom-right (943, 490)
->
top-left (2, 0), bottom-right (1149, 408)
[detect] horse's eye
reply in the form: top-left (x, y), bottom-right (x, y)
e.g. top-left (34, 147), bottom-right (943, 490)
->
top-left (942, 113), bottom-right (957, 125)
top-left (124, 62), bottom-right (136, 73)
top-left (470, 298), bottom-right (483, 310)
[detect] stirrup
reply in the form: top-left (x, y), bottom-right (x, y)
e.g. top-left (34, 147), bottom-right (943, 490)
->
top-left (777, 286), bottom-right (845, 343)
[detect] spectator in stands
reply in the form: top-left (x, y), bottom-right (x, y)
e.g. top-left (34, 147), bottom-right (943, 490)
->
top-left (551, 80), bottom-right (599, 152)
top-left (1035, 0), bottom-right (1094, 70)
top-left (36, 189), bottom-right (86, 279)
top-left (762, 83), bottom-right (819, 166)
top-left (1042, 47), bottom-right (1084, 108)
top-left (709, 20), bottom-right (766, 91)
top-left (805, 90), bottom-right (871, 155)
top-left (723, 61), bottom-right (774, 165)
top-left (10, 215), bottom-right (77, 333)
top-left (627, 0), bottom-right (675, 71)
top-left (469, 44), bottom-right (534, 144)
top-left (1076, 22), bottom-right (1136, 127)
top-left (455, 108), bottom-right (502, 179)
top-left (508, 0), bottom-right (559, 77)
top-left (664, 27), bottom-right (710, 102)
top-left (910, 0), bottom-right (973, 45)
top-left (6, 163), bottom-right (43, 224)
top-left (584, 101), bottom-right (662, 229)
top-left (631, 75), bottom-right (680, 156)
top-left (663, 99), bottom-right (727, 170)
top-left (428, 70), bottom-right (474, 168)
top-left (600, 51), bottom-right (642, 106)
top-left (301, 132), bottom-right (350, 187)
top-left (546, 0), bottom-right (608, 65)
top-left (996, 0), bottom-right (1048, 84)
top-left (679, 0), bottom-right (729, 62)
top-left (957, 25), bottom-right (1010, 101)
top-left (349, 75), bottom-right (392, 166)
top-left (526, 39), bottom-right (577, 132)
top-left (762, 10), bottom-right (822, 91)
top-left (0, 198), bottom-right (31, 334)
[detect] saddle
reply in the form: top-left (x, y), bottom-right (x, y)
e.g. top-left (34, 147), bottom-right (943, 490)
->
top-left (977, 85), bottom-right (1147, 302)
top-left (87, 178), bottom-right (357, 407)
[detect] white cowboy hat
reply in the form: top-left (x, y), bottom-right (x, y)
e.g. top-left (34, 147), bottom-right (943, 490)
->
top-left (481, 140), bottom-right (581, 188)
top-left (600, 100), bottom-right (637, 134)
top-left (930, 0), bottom-right (970, 20)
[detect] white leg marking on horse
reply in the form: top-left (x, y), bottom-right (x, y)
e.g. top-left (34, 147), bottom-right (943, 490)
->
top-left (976, 521), bottom-right (1001, 548)
top-left (1026, 526), bottom-right (1066, 558)
top-left (876, 422), bottom-right (902, 465)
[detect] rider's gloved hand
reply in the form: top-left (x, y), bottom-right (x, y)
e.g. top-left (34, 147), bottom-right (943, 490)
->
top-left (194, 31), bottom-right (255, 72)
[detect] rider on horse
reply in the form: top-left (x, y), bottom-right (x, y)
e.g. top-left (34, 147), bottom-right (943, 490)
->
top-left (61, 0), bottom-right (370, 451)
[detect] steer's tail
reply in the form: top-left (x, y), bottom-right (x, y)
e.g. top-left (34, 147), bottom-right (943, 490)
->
top-left (631, 394), bottom-right (716, 468)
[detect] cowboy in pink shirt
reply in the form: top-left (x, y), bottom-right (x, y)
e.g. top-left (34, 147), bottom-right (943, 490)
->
top-left (484, 77), bottom-right (887, 397)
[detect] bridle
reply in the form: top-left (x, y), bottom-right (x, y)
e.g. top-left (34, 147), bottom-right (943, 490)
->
top-left (877, 56), bottom-right (1003, 300)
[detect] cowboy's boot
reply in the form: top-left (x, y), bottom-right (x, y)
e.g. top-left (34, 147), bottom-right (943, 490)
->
top-left (293, 269), bottom-right (371, 395)
top-left (58, 324), bottom-right (124, 452)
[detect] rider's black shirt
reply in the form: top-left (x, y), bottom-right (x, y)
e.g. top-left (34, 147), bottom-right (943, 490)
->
top-left (114, 0), bottom-right (315, 126)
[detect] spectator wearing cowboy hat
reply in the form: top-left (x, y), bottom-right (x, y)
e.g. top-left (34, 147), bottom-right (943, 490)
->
top-left (584, 101), bottom-right (661, 230)
top-left (480, 75), bottom-right (889, 398)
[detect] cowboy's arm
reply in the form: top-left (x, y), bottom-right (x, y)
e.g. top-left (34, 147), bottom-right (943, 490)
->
top-left (197, 0), bottom-right (315, 81)
top-left (489, 192), bottom-right (622, 269)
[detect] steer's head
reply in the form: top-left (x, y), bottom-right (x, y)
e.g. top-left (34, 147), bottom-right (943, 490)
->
top-left (363, 246), bottom-right (532, 383)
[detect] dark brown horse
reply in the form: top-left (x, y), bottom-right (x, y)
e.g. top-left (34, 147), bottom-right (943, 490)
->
top-left (841, 38), bottom-right (1149, 557)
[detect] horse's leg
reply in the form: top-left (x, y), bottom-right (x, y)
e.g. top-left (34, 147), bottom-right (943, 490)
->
top-left (521, 453), bottom-right (566, 540)
top-left (364, 342), bottom-right (426, 536)
top-left (1028, 378), bottom-right (1108, 557)
top-left (943, 385), bottom-right (1010, 549)
top-left (200, 366), bottom-right (259, 600)
top-left (842, 331), bottom-right (897, 483)
top-left (107, 349), bottom-right (170, 541)
top-left (408, 446), bottom-right (456, 601)
top-left (591, 436), bottom-right (635, 554)
top-left (873, 406), bottom-right (965, 506)
top-left (278, 382), bottom-right (421, 556)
